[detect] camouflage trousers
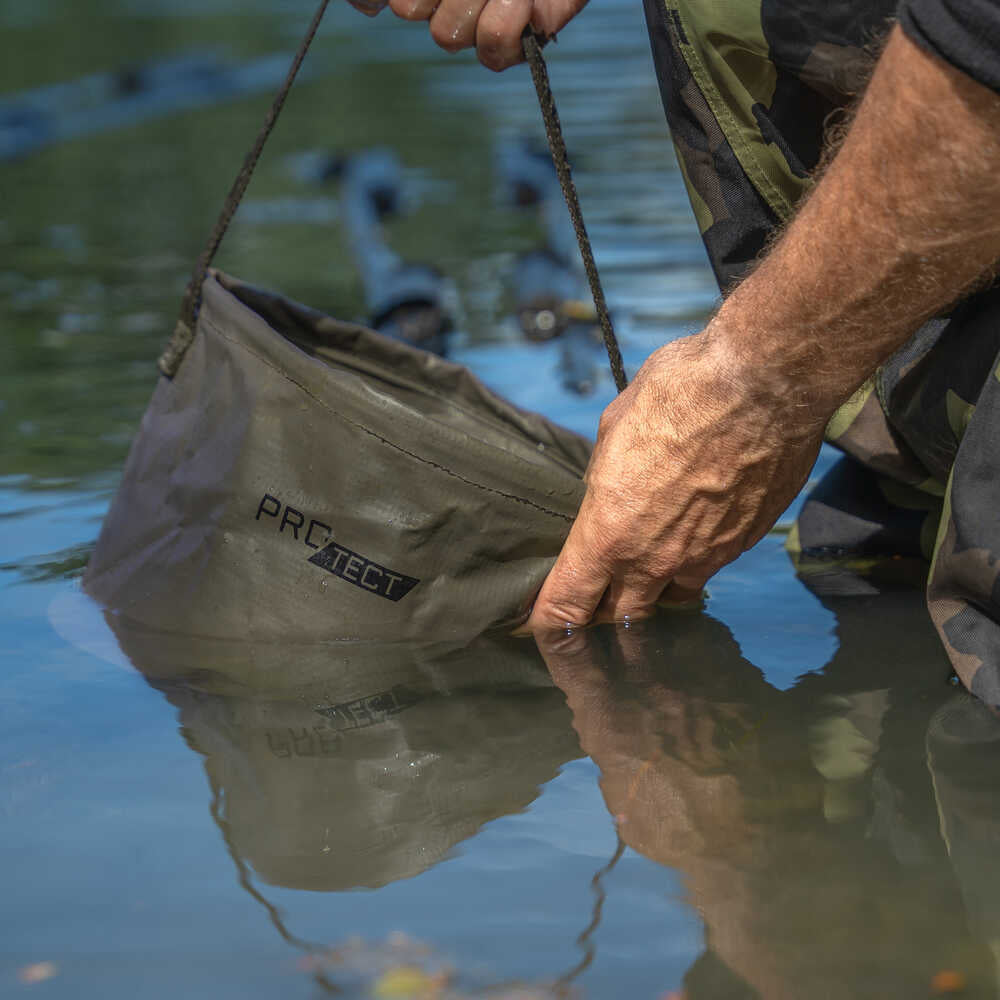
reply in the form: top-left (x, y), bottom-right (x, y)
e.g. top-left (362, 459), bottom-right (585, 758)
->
top-left (644, 0), bottom-right (1000, 706)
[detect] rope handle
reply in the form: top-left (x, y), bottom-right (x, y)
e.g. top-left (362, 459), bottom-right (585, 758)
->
top-left (159, 0), bottom-right (332, 376)
top-left (521, 30), bottom-right (627, 392)
top-left (159, 4), bottom-right (627, 396)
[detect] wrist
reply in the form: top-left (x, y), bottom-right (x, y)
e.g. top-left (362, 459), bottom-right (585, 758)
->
top-left (699, 313), bottom-right (843, 430)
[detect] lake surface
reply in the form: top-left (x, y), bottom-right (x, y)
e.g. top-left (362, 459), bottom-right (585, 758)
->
top-left (3, 1), bottom-right (1000, 997)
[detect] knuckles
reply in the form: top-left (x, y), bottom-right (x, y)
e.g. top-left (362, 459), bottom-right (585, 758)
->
top-left (533, 598), bottom-right (594, 630)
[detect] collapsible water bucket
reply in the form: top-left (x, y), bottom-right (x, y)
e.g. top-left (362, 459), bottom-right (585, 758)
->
top-left (84, 270), bottom-right (589, 640)
top-left (81, 1), bottom-right (633, 642)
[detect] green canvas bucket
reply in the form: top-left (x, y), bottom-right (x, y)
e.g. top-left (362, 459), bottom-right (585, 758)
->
top-left (81, 0), bottom-right (621, 641)
top-left (84, 271), bottom-right (589, 641)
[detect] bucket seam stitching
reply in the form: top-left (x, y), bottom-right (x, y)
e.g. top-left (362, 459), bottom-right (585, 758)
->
top-left (203, 316), bottom-right (575, 522)
top-left (308, 344), bottom-right (586, 480)
top-left (212, 275), bottom-right (588, 479)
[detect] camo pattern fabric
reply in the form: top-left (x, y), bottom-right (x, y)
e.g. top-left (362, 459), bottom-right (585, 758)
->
top-left (643, 0), bottom-right (1000, 704)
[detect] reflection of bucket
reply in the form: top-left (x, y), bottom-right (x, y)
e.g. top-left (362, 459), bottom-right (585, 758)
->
top-left (107, 613), bottom-right (581, 891)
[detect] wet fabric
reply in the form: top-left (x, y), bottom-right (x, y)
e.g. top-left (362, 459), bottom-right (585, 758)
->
top-left (84, 270), bottom-right (589, 642)
top-left (644, 0), bottom-right (1000, 704)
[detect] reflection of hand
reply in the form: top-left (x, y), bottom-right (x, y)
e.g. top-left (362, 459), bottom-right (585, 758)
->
top-left (387, 0), bottom-right (589, 71)
top-left (527, 332), bottom-right (827, 631)
top-left (536, 624), bottom-right (814, 1000)
top-left (537, 623), bottom-right (779, 870)
top-left (539, 623), bottom-right (977, 1000)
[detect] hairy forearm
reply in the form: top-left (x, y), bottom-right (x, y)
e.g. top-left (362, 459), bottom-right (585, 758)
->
top-left (527, 15), bottom-right (1000, 630)
top-left (709, 24), bottom-right (1000, 417)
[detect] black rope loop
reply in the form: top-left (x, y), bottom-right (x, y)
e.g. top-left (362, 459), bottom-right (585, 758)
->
top-left (160, 6), bottom-right (627, 397)
top-left (522, 30), bottom-right (628, 392)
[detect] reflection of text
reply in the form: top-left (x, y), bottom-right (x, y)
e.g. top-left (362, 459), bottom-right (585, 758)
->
top-left (266, 727), bottom-right (341, 759)
top-left (265, 687), bottom-right (420, 756)
top-left (315, 686), bottom-right (419, 731)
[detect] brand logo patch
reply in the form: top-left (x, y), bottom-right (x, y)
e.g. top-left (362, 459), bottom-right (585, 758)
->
top-left (308, 542), bottom-right (419, 602)
top-left (255, 492), bottom-right (420, 602)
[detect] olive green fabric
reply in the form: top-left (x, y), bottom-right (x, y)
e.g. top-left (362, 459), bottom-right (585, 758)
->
top-left (84, 270), bottom-right (590, 642)
top-left (644, 0), bottom-right (894, 289)
top-left (644, 0), bottom-right (1000, 704)
top-left (107, 615), bottom-right (580, 891)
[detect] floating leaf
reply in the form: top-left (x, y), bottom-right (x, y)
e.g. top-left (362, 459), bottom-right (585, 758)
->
top-left (931, 970), bottom-right (967, 994)
top-left (372, 965), bottom-right (442, 998)
top-left (18, 962), bottom-right (58, 985)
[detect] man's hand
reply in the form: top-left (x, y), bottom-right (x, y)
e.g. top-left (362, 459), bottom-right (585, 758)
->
top-left (386, 0), bottom-right (588, 71)
top-left (528, 25), bottom-right (1000, 633)
top-left (526, 328), bottom-right (827, 630)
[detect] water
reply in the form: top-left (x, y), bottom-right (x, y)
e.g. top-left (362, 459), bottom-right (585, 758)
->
top-left (3, 1), bottom-right (1000, 997)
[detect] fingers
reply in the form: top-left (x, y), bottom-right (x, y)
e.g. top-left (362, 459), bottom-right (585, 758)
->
top-left (531, 0), bottom-right (588, 38)
top-left (658, 573), bottom-right (708, 607)
top-left (388, 0), bottom-right (532, 68)
top-left (538, 620), bottom-right (652, 684)
top-left (525, 537), bottom-right (708, 634)
top-left (525, 486), bottom-right (682, 632)
top-left (430, 0), bottom-right (491, 52)
top-left (536, 625), bottom-right (632, 729)
top-left (525, 507), bottom-right (613, 631)
top-left (592, 570), bottom-right (668, 625)
top-left (535, 626), bottom-right (599, 684)
top-left (476, 0), bottom-right (534, 70)
top-left (388, 0), bottom-right (437, 21)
